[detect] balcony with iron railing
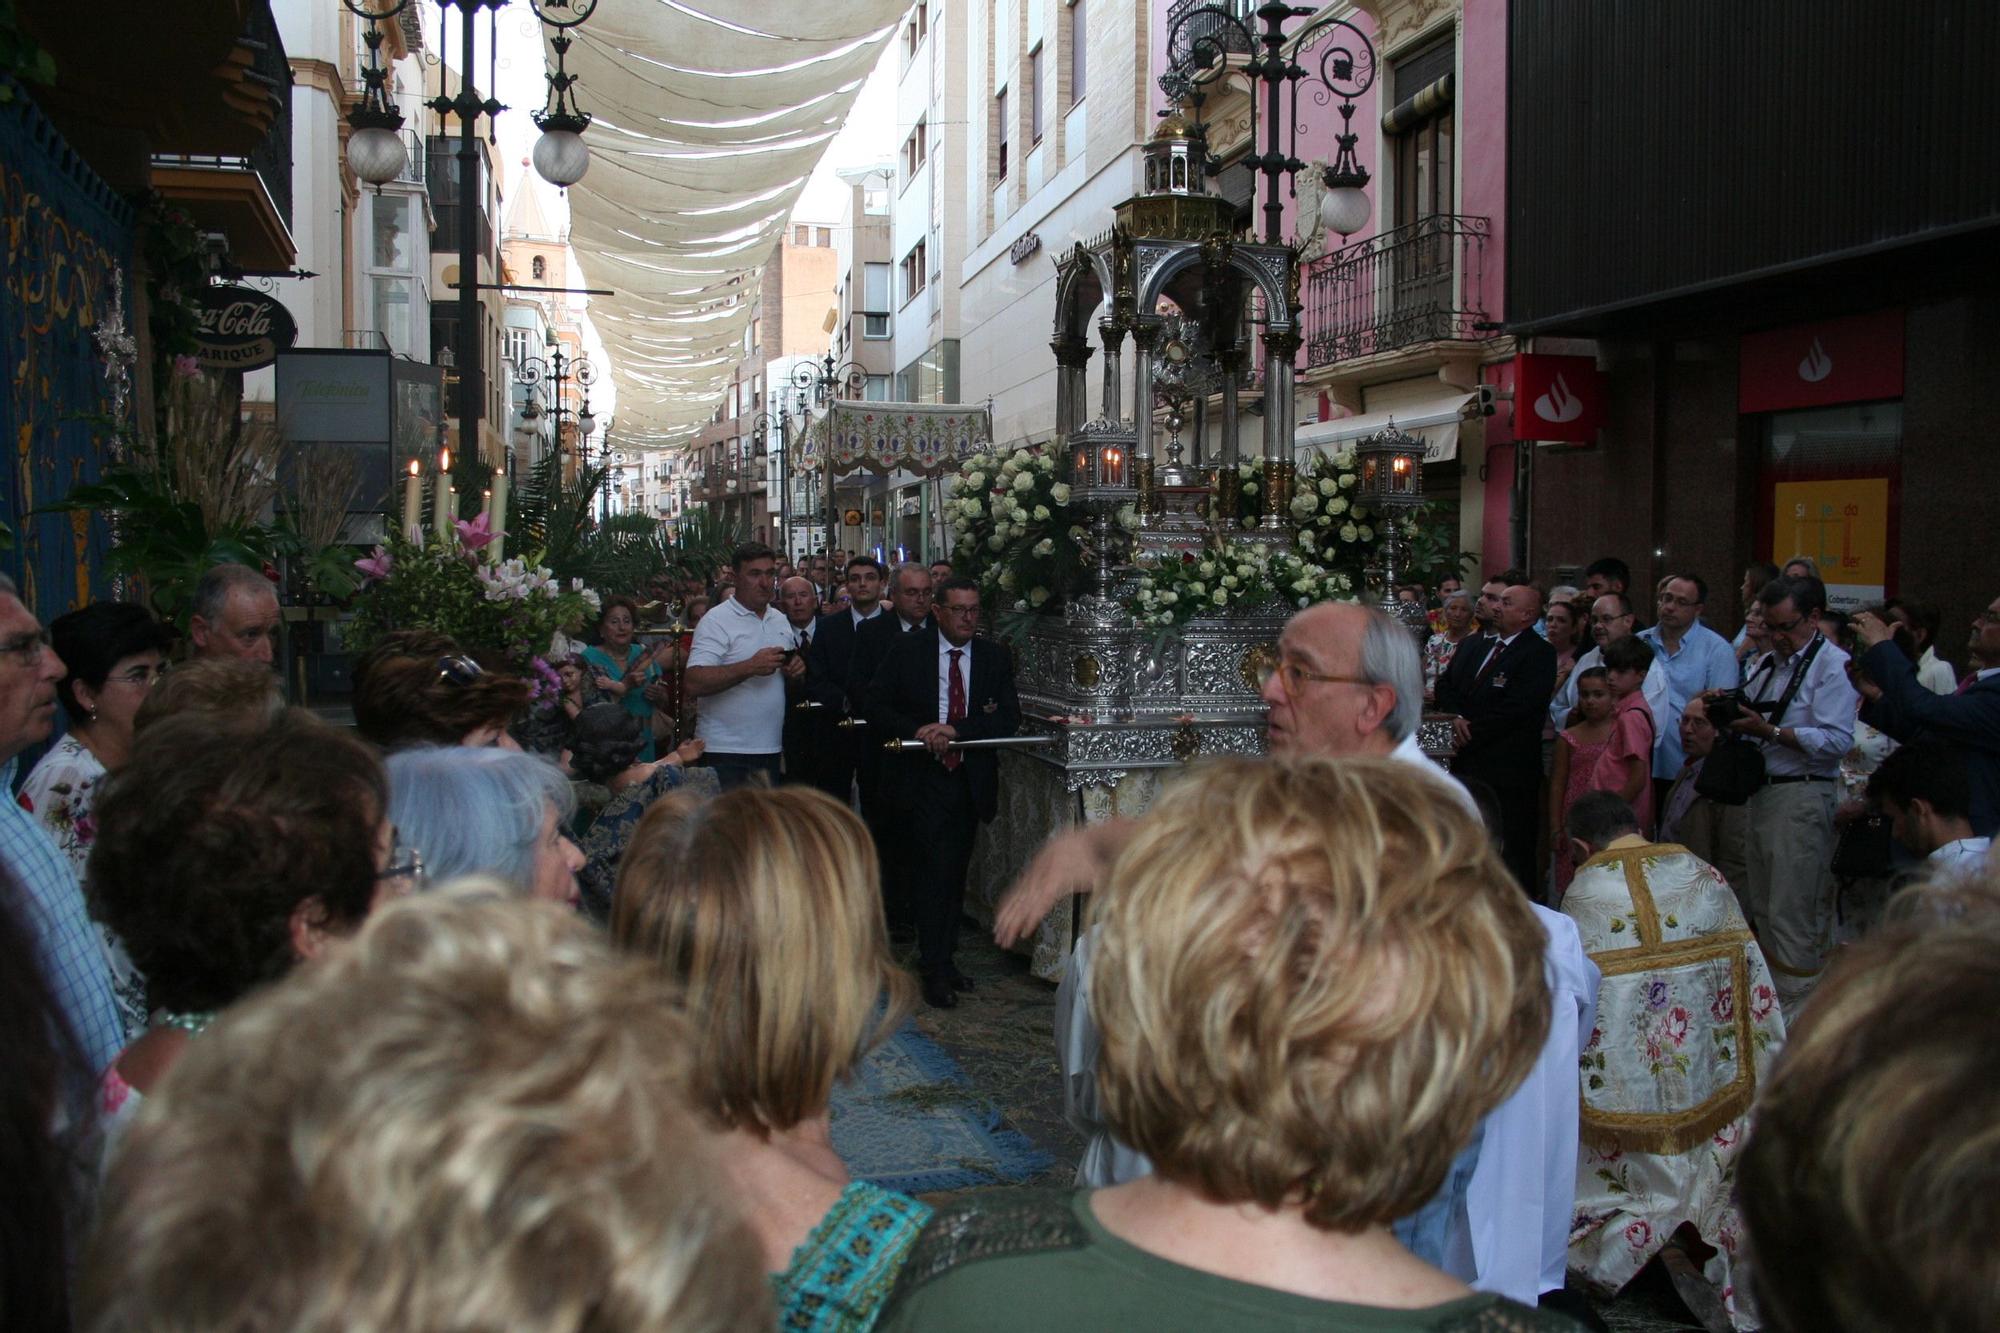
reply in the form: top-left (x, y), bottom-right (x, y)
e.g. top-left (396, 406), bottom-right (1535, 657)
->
top-left (1166, 0), bottom-right (1256, 68)
top-left (1301, 214), bottom-right (1496, 370)
top-left (147, 0), bottom-right (295, 271)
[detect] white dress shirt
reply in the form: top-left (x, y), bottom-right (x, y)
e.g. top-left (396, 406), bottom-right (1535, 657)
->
top-left (1917, 646), bottom-right (1958, 695)
top-left (1741, 633), bottom-right (1858, 777)
top-left (936, 633), bottom-right (971, 725)
top-left (686, 596), bottom-right (795, 754)
top-left (1929, 836), bottom-right (1993, 880)
top-left (850, 604), bottom-right (882, 630)
top-left (1454, 905), bottom-right (1600, 1301)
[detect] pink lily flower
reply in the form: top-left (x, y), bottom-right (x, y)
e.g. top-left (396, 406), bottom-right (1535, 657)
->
top-left (454, 511), bottom-right (503, 552)
top-left (353, 545), bottom-right (394, 581)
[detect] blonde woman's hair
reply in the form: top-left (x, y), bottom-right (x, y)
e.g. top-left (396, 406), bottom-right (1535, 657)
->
top-left (1091, 755), bottom-right (1549, 1232)
top-left (80, 885), bottom-right (768, 1333)
top-left (612, 785), bottom-right (913, 1135)
top-left (1739, 871), bottom-right (2000, 1332)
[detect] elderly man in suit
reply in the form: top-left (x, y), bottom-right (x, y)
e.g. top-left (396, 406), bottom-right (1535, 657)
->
top-left (1854, 592), bottom-right (2000, 838)
top-left (1437, 580), bottom-right (1559, 893)
top-left (865, 577), bottom-right (1020, 1008)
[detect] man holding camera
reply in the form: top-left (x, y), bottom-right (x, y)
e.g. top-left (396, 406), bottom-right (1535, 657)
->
top-left (1703, 574), bottom-right (1856, 1017)
top-left (686, 542), bottom-right (806, 790)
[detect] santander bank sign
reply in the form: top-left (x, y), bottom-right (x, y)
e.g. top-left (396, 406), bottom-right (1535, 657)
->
top-left (1515, 353), bottom-right (1605, 443)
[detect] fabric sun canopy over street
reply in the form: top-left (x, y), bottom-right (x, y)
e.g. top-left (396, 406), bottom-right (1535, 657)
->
top-left (546, 0), bottom-right (909, 450)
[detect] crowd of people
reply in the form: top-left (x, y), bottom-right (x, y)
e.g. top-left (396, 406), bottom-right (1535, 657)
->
top-left (1, 538), bottom-right (1995, 1331)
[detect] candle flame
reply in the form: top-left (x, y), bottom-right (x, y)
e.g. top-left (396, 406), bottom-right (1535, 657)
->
top-left (438, 448), bottom-right (452, 472)
top-left (407, 458), bottom-right (420, 477)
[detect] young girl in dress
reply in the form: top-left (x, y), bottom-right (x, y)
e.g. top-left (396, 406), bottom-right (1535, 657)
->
top-left (1597, 634), bottom-right (1659, 836)
top-left (1550, 666), bottom-right (1615, 899)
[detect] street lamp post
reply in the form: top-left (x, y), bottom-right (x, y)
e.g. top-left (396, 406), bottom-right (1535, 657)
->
top-left (1162, 2), bottom-right (1379, 242)
top-left (788, 353), bottom-right (867, 560)
top-left (751, 410), bottom-right (787, 559)
top-left (342, 0), bottom-right (600, 474)
top-left (514, 347), bottom-right (595, 484)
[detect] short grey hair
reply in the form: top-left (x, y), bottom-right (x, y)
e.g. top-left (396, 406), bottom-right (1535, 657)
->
top-left (1358, 605), bottom-right (1425, 743)
top-left (386, 747), bottom-right (576, 891)
top-left (0, 573), bottom-right (17, 600)
top-left (190, 563), bottom-right (275, 625)
top-left (1440, 589), bottom-right (1472, 610)
top-left (886, 562), bottom-right (929, 593)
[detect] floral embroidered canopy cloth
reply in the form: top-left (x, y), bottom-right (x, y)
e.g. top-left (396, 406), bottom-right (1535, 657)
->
top-left (800, 401), bottom-right (994, 477)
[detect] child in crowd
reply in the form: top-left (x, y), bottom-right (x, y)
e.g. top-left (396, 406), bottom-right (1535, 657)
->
top-left (1550, 666), bottom-right (1615, 899)
top-left (1598, 635), bottom-right (1659, 838)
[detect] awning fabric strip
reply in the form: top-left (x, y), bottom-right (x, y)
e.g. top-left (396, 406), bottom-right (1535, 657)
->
top-left (1293, 391), bottom-right (1480, 464)
top-left (548, 1), bottom-right (908, 450)
top-left (801, 401), bottom-right (995, 477)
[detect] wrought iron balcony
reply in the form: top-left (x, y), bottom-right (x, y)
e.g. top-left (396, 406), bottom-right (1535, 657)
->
top-left (1167, 0), bottom-right (1256, 71)
top-left (1302, 214), bottom-right (1495, 368)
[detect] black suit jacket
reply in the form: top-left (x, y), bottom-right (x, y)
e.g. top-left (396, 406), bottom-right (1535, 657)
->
top-left (804, 608), bottom-right (876, 713)
top-left (847, 612), bottom-right (934, 788)
top-left (1435, 629), bottom-right (1559, 773)
top-left (864, 627), bottom-right (1021, 823)
top-left (1861, 642), bottom-right (2000, 836)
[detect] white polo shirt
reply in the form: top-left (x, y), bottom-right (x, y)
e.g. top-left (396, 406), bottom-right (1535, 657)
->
top-left (687, 595), bottom-right (795, 754)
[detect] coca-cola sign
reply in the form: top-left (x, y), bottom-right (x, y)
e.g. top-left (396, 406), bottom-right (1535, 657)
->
top-left (190, 284), bottom-right (298, 372)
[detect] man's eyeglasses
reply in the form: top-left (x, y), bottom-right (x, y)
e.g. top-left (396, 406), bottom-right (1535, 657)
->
top-left (0, 627), bottom-right (52, 666)
top-left (1763, 614), bottom-right (1805, 635)
top-left (436, 654), bottom-right (484, 687)
top-left (1257, 658), bottom-right (1370, 696)
top-left (938, 602), bottom-right (980, 618)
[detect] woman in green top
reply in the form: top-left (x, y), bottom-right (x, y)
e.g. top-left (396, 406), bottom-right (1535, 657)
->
top-left (580, 595), bottom-right (678, 762)
top-left (612, 784), bottom-right (928, 1332)
top-left (879, 757), bottom-right (1581, 1333)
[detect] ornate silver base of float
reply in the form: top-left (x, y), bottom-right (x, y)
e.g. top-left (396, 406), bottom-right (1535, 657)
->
top-left (967, 604), bottom-right (1283, 980)
top-left (968, 604), bottom-right (1462, 981)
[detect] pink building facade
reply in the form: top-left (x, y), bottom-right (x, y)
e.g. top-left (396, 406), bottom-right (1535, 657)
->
top-left (1153, 0), bottom-right (1522, 572)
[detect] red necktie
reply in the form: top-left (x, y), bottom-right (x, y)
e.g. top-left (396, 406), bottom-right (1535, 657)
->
top-left (1957, 673), bottom-right (1977, 695)
top-left (945, 648), bottom-right (966, 771)
top-left (1474, 637), bottom-right (1505, 682)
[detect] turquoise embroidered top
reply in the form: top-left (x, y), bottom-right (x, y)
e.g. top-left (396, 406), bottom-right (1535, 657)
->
top-left (773, 1180), bottom-right (932, 1332)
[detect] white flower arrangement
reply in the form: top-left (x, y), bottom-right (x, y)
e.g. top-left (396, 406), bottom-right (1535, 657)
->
top-left (1128, 540), bottom-right (1355, 629)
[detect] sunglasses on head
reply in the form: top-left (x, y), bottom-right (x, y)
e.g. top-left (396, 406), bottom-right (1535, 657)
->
top-left (436, 654), bottom-right (484, 687)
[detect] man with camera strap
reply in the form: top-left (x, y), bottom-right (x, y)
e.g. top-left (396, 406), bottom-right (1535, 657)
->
top-left (1707, 573), bottom-right (1858, 1018)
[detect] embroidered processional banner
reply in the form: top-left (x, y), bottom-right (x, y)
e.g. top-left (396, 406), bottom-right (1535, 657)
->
top-left (799, 401), bottom-right (992, 477)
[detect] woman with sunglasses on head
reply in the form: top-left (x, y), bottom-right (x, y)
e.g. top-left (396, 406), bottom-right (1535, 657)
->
top-left (351, 630), bottom-right (533, 752)
top-left (89, 709), bottom-right (409, 1160)
top-left (19, 603), bottom-right (175, 1038)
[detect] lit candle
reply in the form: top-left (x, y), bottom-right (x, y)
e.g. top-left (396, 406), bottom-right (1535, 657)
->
top-left (401, 459), bottom-right (421, 542)
top-left (488, 468), bottom-right (508, 564)
top-left (433, 447), bottom-right (454, 540)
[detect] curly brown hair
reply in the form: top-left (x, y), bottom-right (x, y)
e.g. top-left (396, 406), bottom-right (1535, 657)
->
top-left (88, 709), bottom-right (389, 1014)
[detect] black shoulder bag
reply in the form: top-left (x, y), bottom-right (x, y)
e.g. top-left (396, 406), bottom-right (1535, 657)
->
top-left (1695, 635), bottom-right (1825, 806)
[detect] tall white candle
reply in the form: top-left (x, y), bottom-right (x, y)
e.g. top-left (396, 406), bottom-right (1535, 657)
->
top-left (401, 459), bottom-right (422, 543)
top-left (434, 446), bottom-right (454, 540)
top-left (488, 468), bottom-right (508, 564)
